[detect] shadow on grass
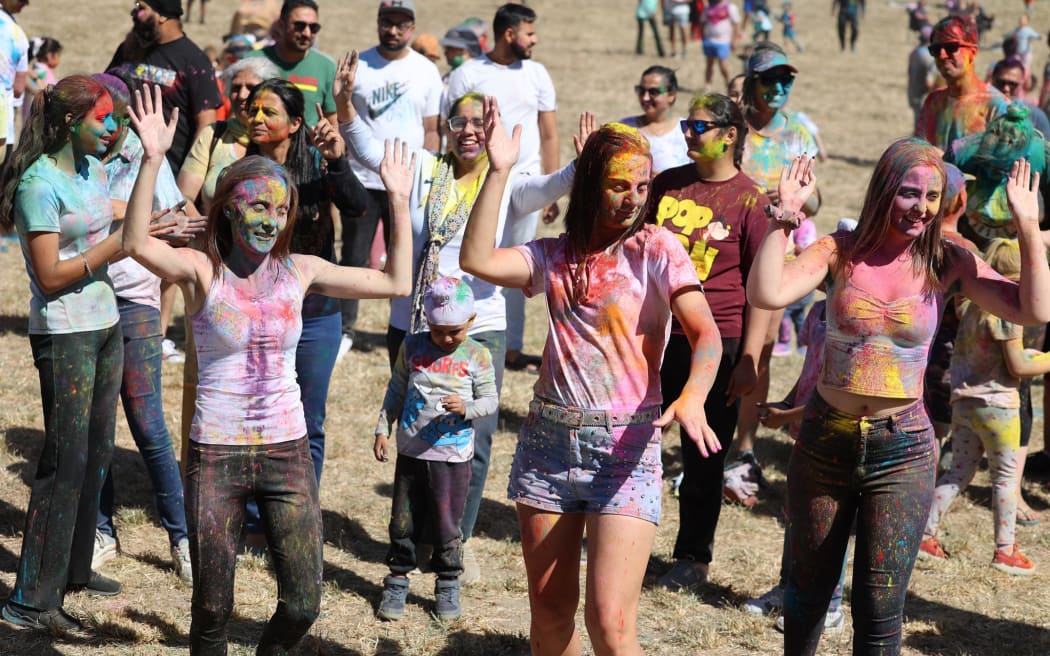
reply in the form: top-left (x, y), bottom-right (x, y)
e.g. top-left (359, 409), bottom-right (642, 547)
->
top-left (642, 555), bottom-right (750, 608)
top-left (434, 629), bottom-right (529, 655)
top-left (904, 591), bottom-right (1050, 656)
top-left (322, 508), bottom-right (387, 564)
top-left (0, 314), bottom-right (28, 337)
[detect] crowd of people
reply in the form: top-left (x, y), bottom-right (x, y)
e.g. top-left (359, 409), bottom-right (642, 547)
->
top-left (1, 0), bottom-right (1050, 655)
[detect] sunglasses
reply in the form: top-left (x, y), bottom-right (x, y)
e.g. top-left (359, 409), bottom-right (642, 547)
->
top-left (291, 20), bottom-right (322, 34)
top-left (634, 85), bottom-right (667, 98)
top-left (994, 78), bottom-right (1020, 92)
top-left (756, 71), bottom-right (796, 87)
top-left (680, 119), bottom-right (729, 135)
top-left (928, 42), bottom-right (962, 57)
top-left (447, 116), bottom-right (485, 132)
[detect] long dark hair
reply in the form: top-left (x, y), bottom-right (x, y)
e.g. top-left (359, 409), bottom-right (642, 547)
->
top-left (835, 137), bottom-right (947, 292)
top-left (688, 92), bottom-right (747, 168)
top-left (564, 122), bottom-right (652, 258)
top-left (245, 78), bottom-right (322, 224)
top-left (205, 155), bottom-right (300, 277)
top-left (0, 75), bottom-right (109, 233)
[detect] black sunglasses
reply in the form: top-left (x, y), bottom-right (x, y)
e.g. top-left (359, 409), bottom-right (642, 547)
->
top-left (680, 119), bottom-right (729, 135)
top-left (756, 71), bottom-right (796, 87)
top-left (634, 85), bottom-right (667, 97)
top-left (928, 42), bottom-right (961, 57)
top-left (291, 20), bottom-right (322, 34)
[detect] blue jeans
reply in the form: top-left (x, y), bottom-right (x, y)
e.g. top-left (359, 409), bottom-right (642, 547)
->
top-left (386, 326), bottom-right (505, 541)
top-left (245, 310), bottom-right (340, 534)
top-left (186, 438), bottom-right (321, 655)
top-left (98, 300), bottom-right (188, 545)
top-left (785, 393), bottom-right (936, 656)
top-left (12, 324), bottom-right (122, 611)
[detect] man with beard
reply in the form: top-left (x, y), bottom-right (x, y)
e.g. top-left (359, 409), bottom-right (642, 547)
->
top-left (443, 2), bottom-right (559, 585)
top-left (916, 15), bottom-right (1009, 152)
top-left (107, 0), bottom-right (221, 170)
top-left (244, 0), bottom-right (336, 128)
top-left (340, 0), bottom-right (443, 358)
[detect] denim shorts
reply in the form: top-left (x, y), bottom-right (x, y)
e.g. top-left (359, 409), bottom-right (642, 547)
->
top-left (703, 41), bottom-right (731, 59)
top-left (507, 401), bottom-right (663, 524)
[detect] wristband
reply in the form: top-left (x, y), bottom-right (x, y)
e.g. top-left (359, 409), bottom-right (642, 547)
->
top-left (80, 253), bottom-right (92, 277)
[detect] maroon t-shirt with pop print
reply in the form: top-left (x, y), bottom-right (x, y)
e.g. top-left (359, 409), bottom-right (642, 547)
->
top-left (644, 166), bottom-right (769, 339)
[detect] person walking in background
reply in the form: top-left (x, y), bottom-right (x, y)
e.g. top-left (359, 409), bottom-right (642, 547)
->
top-left (832, 0), bottom-right (864, 53)
top-left (620, 66), bottom-right (690, 175)
top-left (666, 0), bottom-right (692, 59)
top-left (342, 0), bottom-right (443, 359)
top-left (373, 277), bottom-right (497, 622)
top-left (636, 0), bottom-right (666, 57)
top-left (700, 0), bottom-right (742, 89)
top-left (779, 2), bottom-right (802, 52)
top-left (0, 75), bottom-right (127, 636)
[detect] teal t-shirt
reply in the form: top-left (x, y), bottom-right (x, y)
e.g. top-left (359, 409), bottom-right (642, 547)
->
top-left (15, 155), bottom-right (119, 334)
top-left (246, 46), bottom-right (337, 127)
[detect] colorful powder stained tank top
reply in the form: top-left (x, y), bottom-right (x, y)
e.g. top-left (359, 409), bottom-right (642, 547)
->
top-left (190, 260), bottom-right (306, 445)
top-left (821, 277), bottom-right (942, 399)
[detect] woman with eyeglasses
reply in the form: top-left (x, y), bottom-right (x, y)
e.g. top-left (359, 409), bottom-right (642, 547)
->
top-left (732, 43), bottom-right (820, 479)
top-left (619, 65), bottom-right (690, 175)
top-left (749, 145), bottom-right (1050, 655)
top-left (644, 92), bottom-right (774, 592)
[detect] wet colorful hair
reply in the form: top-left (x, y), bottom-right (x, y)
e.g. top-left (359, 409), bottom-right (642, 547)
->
top-left (836, 137), bottom-right (947, 292)
top-left (688, 92), bottom-right (748, 168)
top-left (563, 122), bottom-right (651, 258)
top-left (206, 155), bottom-right (300, 277)
top-left (0, 75), bottom-right (109, 232)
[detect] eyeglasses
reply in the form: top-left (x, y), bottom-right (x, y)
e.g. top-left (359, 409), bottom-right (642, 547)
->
top-left (680, 119), bottom-right (729, 135)
top-left (379, 18), bottom-right (414, 33)
top-left (756, 71), bottom-right (796, 87)
top-left (447, 116), bottom-right (485, 132)
top-left (634, 85), bottom-right (667, 98)
top-left (291, 21), bottom-right (322, 34)
top-left (928, 42), bottom-right (962, 57)
top-left (994, 78), bottom-right (1020, 92)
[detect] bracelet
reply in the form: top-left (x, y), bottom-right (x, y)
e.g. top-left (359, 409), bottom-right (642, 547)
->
top-left (764, 204), bottom-right (802, 229)
top-left (79, 253), bottom-right (91, 278)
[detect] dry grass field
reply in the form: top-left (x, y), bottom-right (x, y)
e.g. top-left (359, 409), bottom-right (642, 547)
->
top-left (1, 0), bottom-right (1049, 654)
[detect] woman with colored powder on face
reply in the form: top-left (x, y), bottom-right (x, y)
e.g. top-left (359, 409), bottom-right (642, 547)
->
top-left (0, 75), bottom-right (126, 634)
top-left (642, 92), bottom-right (773, 592)
top-left (336, 50), bottom-right (579, 582)
top-left (747, 143), bottom-right (1050, 655)
top-left (620, 65), bottom-right (690, 176)
top-left (121, 85), bottom-right (412, 655)
top-left (732, 42), bottom-right (820, 484)
top-left (461, 96), bottom-right (723, 656)
top-left (232, 76), bottom-right (368, 555)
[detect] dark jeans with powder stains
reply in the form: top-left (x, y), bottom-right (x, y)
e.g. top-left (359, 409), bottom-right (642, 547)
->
top-left (387, 454), bottom-right (472, 579)
top-left (784, 393), bottom-right (935, 656)
top-left (10, 324), bottom-right (122, 612)
top-left (186, 437), bottom-right (322, 656)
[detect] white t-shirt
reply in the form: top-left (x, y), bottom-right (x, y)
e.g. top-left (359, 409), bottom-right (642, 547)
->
top-left (445, 54), bottom-right (557, 174)
top-left (701, 2), bottom-right (742, 45)
top-left (619, 116), bottom-right (691, 174)
top-left (349, 47), bottom-right (443, 190)
top-left (0, 11), bottom-right (27, 142)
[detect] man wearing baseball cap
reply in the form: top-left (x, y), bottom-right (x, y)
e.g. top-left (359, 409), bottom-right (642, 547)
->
top-left (916, 15), bottom-right (1009, 151)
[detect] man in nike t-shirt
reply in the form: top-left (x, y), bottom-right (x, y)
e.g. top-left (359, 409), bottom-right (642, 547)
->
top-left (342, 0), bottom-right (443, 357)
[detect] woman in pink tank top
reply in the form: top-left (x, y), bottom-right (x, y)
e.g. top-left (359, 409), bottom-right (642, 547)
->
top-left (747, 139), bottom-right (1050, 656)
top-left (120, 86), bottom-right (413, 655)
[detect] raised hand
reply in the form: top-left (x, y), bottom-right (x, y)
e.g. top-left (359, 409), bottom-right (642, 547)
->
top-left (311, 102), bottom-right (346, 159)
top-left (1006, 157), bottom-right (1041, 230)
top-left (572, 111), bottom-right (597, 157)
top-left (777, 154), bottom-right (817, 217)
top-left (482, 96), bottom-right (521, 173)
top-left (379, 138), bottom-right (416, 203)
top-left (129, 84), bottom-right (177, 161)
top-left (334, 50), bottom-right (358, 121)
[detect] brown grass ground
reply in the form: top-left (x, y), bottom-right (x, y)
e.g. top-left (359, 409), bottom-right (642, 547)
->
top-left (0, 0), bottom-right (1048, 654)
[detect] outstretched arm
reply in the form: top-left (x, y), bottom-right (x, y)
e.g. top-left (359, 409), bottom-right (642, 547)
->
top-left (460, 96), bottom-right (533, 289)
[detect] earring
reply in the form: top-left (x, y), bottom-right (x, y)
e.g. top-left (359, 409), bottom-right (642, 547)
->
top-left (721, 141), bottom-right (729, 153)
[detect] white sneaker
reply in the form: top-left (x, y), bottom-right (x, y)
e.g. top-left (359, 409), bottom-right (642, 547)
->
top-left (92, 530), bottom-right (118, 570)
top-left (336, 334), bottom-right (353, 363)
top-left (162, 338), bottom-right (185, 364)
top-left (775, 607), bottom-right (845, 633)
top-left (743, 584), bottom-right (784, 616)
top-left (171, 538), bottom-right (193, 584)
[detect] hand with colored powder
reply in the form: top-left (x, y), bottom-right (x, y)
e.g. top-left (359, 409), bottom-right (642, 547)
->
top-left (654, 394), bottom-right (721, 458)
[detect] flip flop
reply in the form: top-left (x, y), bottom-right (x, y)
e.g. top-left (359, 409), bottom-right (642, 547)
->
top-left (506, 353), bottom-right (541, 374)
top-left (1016, 506), bottom-right (1042, 527)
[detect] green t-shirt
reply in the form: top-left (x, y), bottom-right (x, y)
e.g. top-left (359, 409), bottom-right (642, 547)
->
top-left (245, 46), bottom-right (337, 127)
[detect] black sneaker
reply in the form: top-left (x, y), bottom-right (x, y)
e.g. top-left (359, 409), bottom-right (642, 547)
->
top-left (377, 575), bottom-right (409, 621)
top-left (2, 602), bottom-right (87, 636)
top-left (434, 577), bottom-right (461, 622)
top-left (66, 571), bottom-right (121, 597)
